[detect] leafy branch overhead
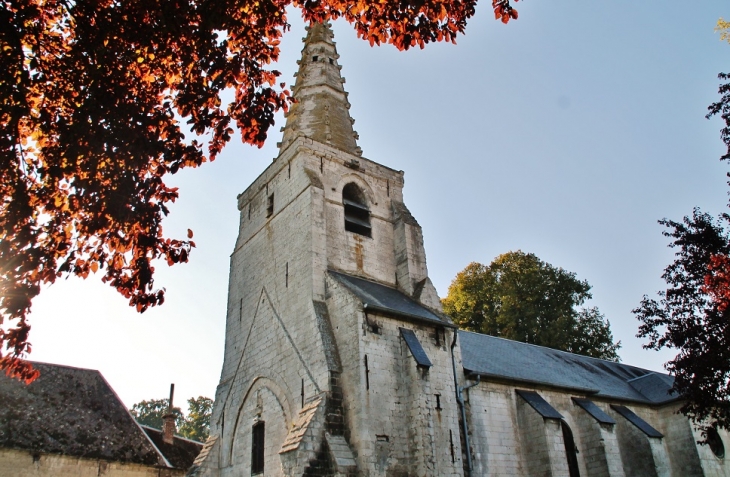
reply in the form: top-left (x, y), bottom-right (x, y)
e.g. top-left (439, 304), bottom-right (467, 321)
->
top-left (0, 0), bottom-right (521, 382)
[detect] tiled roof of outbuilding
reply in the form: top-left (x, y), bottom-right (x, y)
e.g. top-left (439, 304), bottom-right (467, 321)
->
top-left (459, 331), bottom-right (677, 405)
top-left (0, 361), bottom-right (166, 466)
top-left (141, 426), bottom-right (203, 470)
top-left (329, 270), bottom-right (453, 327)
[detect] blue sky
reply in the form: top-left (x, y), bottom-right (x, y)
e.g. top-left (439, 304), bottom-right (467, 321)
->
top-left (27, 1), bottom-right (729, 407)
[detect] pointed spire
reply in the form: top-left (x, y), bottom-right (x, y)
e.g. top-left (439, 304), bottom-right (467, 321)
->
top-left (279, 22), bottom-right (362, 156)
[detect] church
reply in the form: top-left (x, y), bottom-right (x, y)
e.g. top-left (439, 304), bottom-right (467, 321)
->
top-left (190, 22), bottom-right (730, 477)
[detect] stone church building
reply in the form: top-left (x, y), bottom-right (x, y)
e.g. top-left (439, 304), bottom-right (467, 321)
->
top-left (190, 22), bottom-right (730, 477)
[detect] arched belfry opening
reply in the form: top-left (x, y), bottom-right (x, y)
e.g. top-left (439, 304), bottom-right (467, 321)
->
top-left (342, 183), bottom-right (371, 237)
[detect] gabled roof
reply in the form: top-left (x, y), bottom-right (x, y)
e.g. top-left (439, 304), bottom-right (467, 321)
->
top-left (0, 361), bottom-right (166, 466)
top-left (459, 331), bottom-right (677, 405)
top-left (141, 426), bottom-right (203, 470)
top-left (328, 270), bottom-right (453, 327)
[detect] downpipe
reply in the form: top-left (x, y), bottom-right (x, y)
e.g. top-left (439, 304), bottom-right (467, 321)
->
top-left (451, 330), bottom-right (480, 475)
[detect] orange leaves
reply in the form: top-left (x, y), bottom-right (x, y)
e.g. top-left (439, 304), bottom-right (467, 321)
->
top-left (2, 0), bottom-right (523, 382)
top-left (492, 0), bottom-right (518, 24)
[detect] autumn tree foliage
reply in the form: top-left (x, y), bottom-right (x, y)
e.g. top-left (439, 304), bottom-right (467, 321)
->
top-left (443, 251), bottom-right (621, 361)
top-left (634, 70), bottom-right (730, 431)
top-left (0, 0), bottom-right (521, 381)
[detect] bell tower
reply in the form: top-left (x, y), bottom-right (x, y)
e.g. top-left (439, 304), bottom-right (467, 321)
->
top-left (195, 22), bottom-right (463, 477)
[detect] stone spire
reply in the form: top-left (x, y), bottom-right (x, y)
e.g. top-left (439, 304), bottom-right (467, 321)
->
top-left (279, 22), bottom-right (362, 156)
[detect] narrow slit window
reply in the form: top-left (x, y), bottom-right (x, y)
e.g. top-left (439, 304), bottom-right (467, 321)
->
top-left (449, 429), bottom-right (455, 463)
top-left (266, 193), bottom-right (274, 218)
top-left (342, 183), bottom-right (371, 237)
top-left (251, 421), bottom-right (265, 474)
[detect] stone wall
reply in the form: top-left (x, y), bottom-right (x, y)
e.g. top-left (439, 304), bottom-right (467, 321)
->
top-left (0, 448), bottom-right (182, 477)
top-left (464, 381), bottom-right (730, 477)
top-left (325, 272), bottom-right (463, 476)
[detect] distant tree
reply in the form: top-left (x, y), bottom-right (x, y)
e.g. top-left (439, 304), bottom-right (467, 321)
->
top-left (129, 398), bottom-right (184, 430)
top-left (130, 395), bottom-right (213, 442)
top-left (178, 396), bottom-right (213, 442)
top-left (443, 251), bottom-right (621, 361)
top-left (2, 0), bottom-right (522, 383)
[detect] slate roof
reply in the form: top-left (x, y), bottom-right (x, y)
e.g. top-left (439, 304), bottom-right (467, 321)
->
top-left (141, 426), bottom-right (203, 470)
top-left (328, 270), bottom-right (453, 327)
top-left (459, 331), bottom-right (678, 405)
top-left (0, 361), bottom-right (166, 466)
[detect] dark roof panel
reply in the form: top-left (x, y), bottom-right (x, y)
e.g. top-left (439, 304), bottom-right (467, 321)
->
top-left (0, 362), bottom-right (165, 465)
top-left (459, 330), bottom-right (676, 405)
top-left (329, 271), bottom-right (452, 327)
top-left (399, 328), bottom-right (433, 368)
top-left (573, 398), bottom-right (616, 425)
top-left (516, 390), bottom-right (563, 419)
top-left (611, 405), bottom-right (664, 438)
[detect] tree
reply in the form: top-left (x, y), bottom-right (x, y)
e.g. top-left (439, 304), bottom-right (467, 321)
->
top-left (0, 0), bottom-right (521, 382)
top-left (130, 395), bottom-right (213, 442)
top-left (178, 396), bottom-right (213, 442)
top-left (634, 211), bottom-right (730, 431)
top-left (130, 398), bottom-right (184, 430)
top-left (442, 251), bottom-right (622, 361)
top-left (633, 66), bottom-right (730, 431)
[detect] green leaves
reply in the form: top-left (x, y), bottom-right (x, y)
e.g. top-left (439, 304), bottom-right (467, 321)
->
top-left (443, 251), bottom-right (621, 361)
top-left (130, 395), bottom-right (212, 442)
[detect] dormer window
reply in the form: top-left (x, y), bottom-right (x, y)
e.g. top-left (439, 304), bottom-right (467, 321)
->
top-left (343, 183), bottom-right (371, 237)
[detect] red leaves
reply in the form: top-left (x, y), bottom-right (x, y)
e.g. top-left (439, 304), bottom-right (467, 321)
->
top-left (703, 254), bottom-right (730, 312)
top-left (492, 0), bottom-right (518, 24)
top-left (0, 320), bottom-right (39, 383)
top-left (1, 0), bottom-right (522, 382)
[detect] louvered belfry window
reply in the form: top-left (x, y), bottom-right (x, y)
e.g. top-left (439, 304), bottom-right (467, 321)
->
top-left (343, 183), bottom-right (371, 237)
top-left (251, 421), bottom-right (265, 474)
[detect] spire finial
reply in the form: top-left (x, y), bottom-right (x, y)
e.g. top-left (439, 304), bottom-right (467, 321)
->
top-left (279, 21), bottom-right (362, 156)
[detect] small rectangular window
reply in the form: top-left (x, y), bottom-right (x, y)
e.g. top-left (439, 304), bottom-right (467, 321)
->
top-left (251, 421), bottom-right (265, 474)
top-left (266, 193), bottom-right (274, 218)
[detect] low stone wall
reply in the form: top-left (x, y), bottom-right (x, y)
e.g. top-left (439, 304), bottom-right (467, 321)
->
top-left (0, 448), bottom-right (184, 477)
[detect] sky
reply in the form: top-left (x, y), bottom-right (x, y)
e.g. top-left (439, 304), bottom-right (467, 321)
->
top-left (25, 1), bottom-right (730, 409)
